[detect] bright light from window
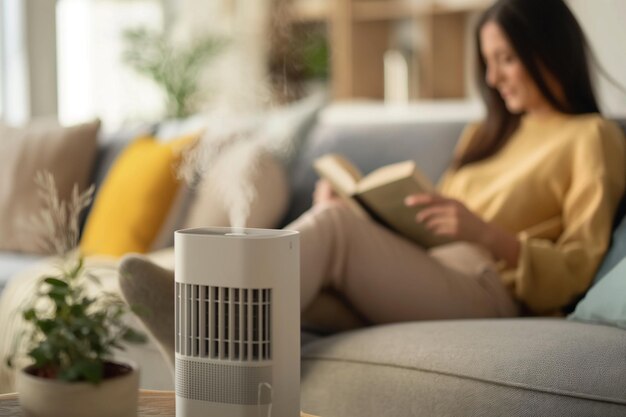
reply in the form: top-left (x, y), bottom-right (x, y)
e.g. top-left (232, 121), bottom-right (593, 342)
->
top-left (0, 3), bottom-right (4, 120)
top-left (56, 0), bottom-right (165, 130)
top-left (1, 0), bottom-right (29, 124)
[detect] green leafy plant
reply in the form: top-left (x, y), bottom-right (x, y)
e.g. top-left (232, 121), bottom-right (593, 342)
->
top-left (6, 172), bottom-right (146, 384)
top-left (300, 30), bottom-right (329, 81)
top-left (268, 21), bottom-right (329, 102)
top-left (122, 27), bottom-right (223, 118)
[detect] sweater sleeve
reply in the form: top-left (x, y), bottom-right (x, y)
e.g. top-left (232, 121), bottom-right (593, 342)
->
top-left (501, 120), bottom-right (625, 314)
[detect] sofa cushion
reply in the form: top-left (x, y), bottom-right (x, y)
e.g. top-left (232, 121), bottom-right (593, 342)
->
top-left (0, 119), bottom-right (100, 254)
top-left (90, 124), bottom-right (156, 190)
top-left (79, 124), bottom-right (155, 234)
top-left (80, 134), bottom-right (198, 256)
top-left (301, 319), bottom-right (626, 417)
top-left (0, 253), bottom-right (43, 295)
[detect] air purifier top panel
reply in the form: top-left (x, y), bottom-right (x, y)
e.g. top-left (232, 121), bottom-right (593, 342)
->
top-left (174, 227), bottom-right (300, 288)
top-left (176, 227), bottom-right (298, 239)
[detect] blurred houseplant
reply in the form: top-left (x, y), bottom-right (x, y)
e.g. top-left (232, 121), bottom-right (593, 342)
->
top-left (269, 19), bottom-right (329, 103)
top-left (122, 27), bottom-right (223, 118)
top-left (7, 172), bottom-right (146, 417)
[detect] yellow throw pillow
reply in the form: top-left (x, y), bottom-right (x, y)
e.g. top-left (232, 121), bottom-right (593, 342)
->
top-left (80, 134), bottom-right (197, 257)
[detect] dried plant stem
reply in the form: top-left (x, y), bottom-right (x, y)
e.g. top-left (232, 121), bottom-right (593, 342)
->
top-left (31, 171), bottom-right (94, 256)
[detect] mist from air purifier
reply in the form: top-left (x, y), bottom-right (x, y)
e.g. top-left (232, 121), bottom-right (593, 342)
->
top-left (178, 98), bottom-right (311, 234)
top-left (178, 6), bottom-right (326, 234)
top-left (213, 140), bottom-right (261, 235)
top-left (179, 111), bottom-right (259, 234)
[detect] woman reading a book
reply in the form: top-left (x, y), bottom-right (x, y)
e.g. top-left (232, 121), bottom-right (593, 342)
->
top-left (291, 0), bottom-right (626, 324)
top-left (115, 0), bottom-right (624, 362)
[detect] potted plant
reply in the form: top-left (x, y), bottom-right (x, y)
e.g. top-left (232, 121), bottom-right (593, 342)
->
top-left (6, 172), bottom-right (147, 417)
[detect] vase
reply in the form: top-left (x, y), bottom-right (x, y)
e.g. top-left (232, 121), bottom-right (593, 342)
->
top-left (15, 361), bottom-right (139, 417)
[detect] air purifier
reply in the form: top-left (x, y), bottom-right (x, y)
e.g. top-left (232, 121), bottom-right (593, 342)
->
top-left (174, 227), bottom-right (300, 417)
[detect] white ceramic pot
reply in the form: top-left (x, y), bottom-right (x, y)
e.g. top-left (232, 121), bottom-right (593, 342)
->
top-left (16, 361), bottom-right (139, 417)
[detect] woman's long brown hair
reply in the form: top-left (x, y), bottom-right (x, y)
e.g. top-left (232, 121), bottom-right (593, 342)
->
top-left (454, 0), bottom-right (600, 169)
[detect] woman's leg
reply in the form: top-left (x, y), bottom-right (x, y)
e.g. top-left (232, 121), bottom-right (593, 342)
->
top-left (287, 202), bottom-right (518, 324)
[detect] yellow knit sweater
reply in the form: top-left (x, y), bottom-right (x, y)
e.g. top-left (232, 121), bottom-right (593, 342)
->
top-left (438, 113), bottom-right (625, 314)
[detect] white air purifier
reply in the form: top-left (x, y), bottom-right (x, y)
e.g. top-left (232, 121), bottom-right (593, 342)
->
top-left (174, 227), bottom-right (300, 417)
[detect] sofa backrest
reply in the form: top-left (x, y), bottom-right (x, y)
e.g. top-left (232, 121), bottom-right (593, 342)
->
top-left (282, 120), bottom-right (466, 225)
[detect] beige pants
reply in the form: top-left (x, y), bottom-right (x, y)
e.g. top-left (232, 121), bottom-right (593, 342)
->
top-left (287, 202), bottom-right (519, 325)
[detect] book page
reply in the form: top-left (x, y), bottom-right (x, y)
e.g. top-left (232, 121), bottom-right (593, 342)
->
top-left (357, 160), bottom-right (433, 194)
top-left (313, 154), bottom-right (370, 219)
top-left (313, 154), bottom-right (362, 197)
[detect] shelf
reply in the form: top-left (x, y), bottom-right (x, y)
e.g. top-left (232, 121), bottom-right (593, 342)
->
top-left (282, 0), bottom-right (492, 101)
top-left (432, 0), bottom-right (493, 12)
top-left (287, 0), bottom-right (330, 22)
top-left (352, 1), bottom-right (419, 21)
top-left (286, 0), bottom-right (493, 23)
top-left (352, 0), bottom-right (492, 21)
top-left (319, 99), bottom-right (485, 125)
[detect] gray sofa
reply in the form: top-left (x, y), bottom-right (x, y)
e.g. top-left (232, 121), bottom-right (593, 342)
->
top-left (1, 111), bottom-right (625, 416)
top-left (289, 117), bottom-right (626, 417)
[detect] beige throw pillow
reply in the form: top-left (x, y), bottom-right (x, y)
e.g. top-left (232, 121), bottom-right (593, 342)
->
top-left (183, 148), bottom-right (289, 232)
top-left (0, 119), bottom-right (100, 253)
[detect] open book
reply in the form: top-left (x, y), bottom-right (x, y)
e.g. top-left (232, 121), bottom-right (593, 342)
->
top-left (313, 153), bottom-right (450, 248)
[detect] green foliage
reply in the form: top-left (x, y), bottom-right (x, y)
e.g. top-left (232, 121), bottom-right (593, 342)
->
top-left (122, 27), bottom-right (223, 118)
top-left (8, 255), bottom-right (147, 384)
top-left (300, 31), bottom-right (329, 80)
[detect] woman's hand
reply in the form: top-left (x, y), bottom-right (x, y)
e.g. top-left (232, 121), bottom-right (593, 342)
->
top-left (404, 193), bottom-right (488, 243)
top-left (313, 179), bottom-right (339, 206)
top-left (405, 192), bottom-right (521, 267)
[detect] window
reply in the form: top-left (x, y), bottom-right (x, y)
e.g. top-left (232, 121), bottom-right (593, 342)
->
top-left (56, 0), bottom-right (165, 128)
top-left (0, 0), bottom-right (29, 124)
top-left (0, 3), bottom-right (4, 120)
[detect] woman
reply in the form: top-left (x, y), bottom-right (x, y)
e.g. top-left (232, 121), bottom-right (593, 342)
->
top-left (292, 0), bottom-right (625, 324)
top-left (118, 0), bottom-right (625, 358)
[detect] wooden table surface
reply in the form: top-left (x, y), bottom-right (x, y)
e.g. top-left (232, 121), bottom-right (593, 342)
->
top-left (0, 390), bottom-right (317, 416)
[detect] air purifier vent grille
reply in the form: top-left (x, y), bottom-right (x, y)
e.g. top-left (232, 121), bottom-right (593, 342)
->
top-left (175, 357), bottom-right (272, 404)
top-left (175, 283), bottom-right (272, 361)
